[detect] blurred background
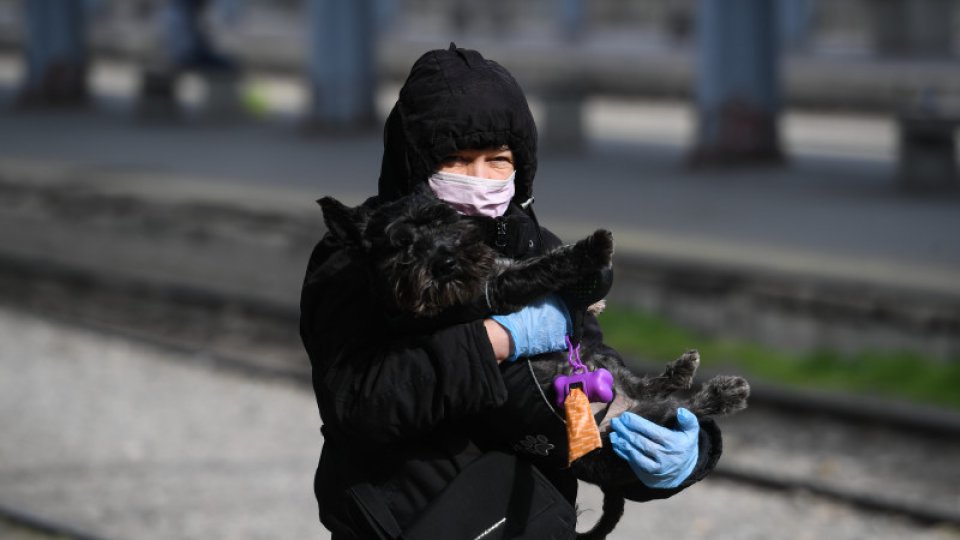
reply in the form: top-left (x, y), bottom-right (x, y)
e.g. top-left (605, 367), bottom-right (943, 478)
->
top-left (0, 1), bottom-right (959, 539)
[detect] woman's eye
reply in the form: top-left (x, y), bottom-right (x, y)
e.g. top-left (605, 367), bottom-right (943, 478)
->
top-left (442, 155), bottom-right (468, 165)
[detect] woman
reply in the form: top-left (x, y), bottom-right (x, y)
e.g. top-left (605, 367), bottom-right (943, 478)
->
top-left (300, 44), bottom-right (722, 539)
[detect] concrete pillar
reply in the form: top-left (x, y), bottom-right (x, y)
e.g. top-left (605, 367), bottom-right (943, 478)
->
top-left (306, 0), bottom-right (376, 127)
top-left (18, 0), bottom-right (89, 107)
top-left (778, 0), bottom-right (810, 51)
top-left (692, 0), bottom-right (783, 165)
top-left (374, 0), bottom-right (400, 33)
top-left (559, 0), bottom-right (585, 41)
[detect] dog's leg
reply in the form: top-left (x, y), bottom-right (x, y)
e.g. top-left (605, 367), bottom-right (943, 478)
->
top-left (486, 229), bottom-right (613, 312)
top-left (645, 350), bottom-right (700, 399)
top-left (687, 375), bottom-right (750, 417)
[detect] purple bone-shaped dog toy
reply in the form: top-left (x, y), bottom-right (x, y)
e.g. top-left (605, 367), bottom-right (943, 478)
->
top-left (553, 337), bottom-right (615, 408)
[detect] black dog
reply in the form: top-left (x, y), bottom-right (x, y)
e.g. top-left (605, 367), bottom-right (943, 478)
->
top-left (318, 191), bottom-right (748, 539)
top-left (318, 191), bottom-right (613, 323)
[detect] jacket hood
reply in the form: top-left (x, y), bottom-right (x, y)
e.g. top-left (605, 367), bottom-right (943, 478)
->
top-left (378, 44), bottom-right (538, 204)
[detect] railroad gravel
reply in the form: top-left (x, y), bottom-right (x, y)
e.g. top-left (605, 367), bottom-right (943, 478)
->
top-left (719, 404), bottom-right (960, 518)
top-left (0, 306), bottom-right (325, 540)
top-left (2, 305), bottom-right (960, 540)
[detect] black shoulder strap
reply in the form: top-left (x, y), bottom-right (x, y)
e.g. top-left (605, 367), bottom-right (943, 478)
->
top-left (349, 483), bottom-right (404, 540)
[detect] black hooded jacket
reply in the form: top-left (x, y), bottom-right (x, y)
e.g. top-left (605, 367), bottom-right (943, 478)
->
top-left (300, 45), bottom-right (721, 539)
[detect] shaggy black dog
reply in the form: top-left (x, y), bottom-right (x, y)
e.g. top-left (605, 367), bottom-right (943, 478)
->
top-left (318, 191), bottom-right (749, 539)
top-left (319, 191), bottom-right (613, 322)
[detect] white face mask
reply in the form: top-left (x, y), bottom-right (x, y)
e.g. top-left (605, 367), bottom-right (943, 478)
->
top-left (428, 170), bottom-right (516, 218)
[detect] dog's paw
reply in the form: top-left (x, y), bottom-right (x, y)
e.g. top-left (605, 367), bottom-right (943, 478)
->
top-left (575, 229), bottom-right (614, 270)
top-left (664, 349), bottom-right (700, 389)
top-left (695, 375), bottom-right (750, 416)
top-left (586, 299), bottom-right (606, 315)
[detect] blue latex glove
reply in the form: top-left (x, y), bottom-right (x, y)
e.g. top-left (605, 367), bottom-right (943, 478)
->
top-left (491, 295), bottom-right (572, 362)
top-left (609, 408), bottom-right (700, 489)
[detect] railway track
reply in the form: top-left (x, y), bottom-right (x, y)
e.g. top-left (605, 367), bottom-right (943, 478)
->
top-left (0, 505), bottom-right (110, 540)
top-left (2, 255), bottom-right (959, 539)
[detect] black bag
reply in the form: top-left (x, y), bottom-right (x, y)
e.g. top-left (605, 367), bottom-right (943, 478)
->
top-left (348, 451), bottom-right (576, 540)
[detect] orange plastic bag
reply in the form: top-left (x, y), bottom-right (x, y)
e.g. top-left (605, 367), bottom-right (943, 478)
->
top-left (565, 387), bottom-right (602, 466)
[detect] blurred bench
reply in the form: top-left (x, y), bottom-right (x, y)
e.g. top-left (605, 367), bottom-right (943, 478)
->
top-left (897, 100), bottom-right (960, 192)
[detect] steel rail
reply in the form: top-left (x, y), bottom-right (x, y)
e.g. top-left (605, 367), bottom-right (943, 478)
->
top-left (0, 503), bottom-right (112, 540)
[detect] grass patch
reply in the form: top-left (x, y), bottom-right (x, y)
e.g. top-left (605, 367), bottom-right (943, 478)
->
top-left (597, 304), bottom-right (960, 410)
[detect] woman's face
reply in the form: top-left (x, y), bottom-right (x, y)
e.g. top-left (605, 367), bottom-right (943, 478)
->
top-left (437, 147), bottom-right (515, 180)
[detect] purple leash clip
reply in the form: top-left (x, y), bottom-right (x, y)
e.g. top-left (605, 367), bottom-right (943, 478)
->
top-left (552, 335), bottom-right (614, 408)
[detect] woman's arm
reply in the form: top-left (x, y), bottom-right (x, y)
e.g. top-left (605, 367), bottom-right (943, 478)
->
top-left (300, 237), bottom-right (512, 446)
top-left (484, 319), bottom-right (512, 363)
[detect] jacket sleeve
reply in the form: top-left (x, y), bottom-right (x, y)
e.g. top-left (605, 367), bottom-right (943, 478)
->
top-left (300, 235), bottom-right (508, 446)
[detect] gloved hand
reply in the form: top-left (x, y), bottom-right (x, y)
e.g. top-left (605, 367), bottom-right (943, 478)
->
top-left (609, 408), bottom-right (700, 489)
top-left (491, 295), bottom-right (572, 362)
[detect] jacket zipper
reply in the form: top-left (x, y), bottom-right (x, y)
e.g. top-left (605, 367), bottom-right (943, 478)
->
top-left (494, 217), bottom-right (507, 249)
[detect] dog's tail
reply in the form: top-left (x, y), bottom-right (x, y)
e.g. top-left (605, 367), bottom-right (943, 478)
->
top-left (576, 488), bottom-right (625, 540)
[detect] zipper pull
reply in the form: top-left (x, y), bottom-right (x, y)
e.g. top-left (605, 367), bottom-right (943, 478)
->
top-left (494, 217), bottom-right (507, 249)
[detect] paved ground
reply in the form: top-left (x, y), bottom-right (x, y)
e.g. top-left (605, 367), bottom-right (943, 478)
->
top-left (0, 306), bottom-right (326, 540)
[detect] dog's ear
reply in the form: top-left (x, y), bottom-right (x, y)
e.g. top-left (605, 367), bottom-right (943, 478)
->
top-left (318, 196), bottom-right (363, 246)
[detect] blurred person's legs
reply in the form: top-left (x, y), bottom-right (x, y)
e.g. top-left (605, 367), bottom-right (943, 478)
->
top-left (17, 0), bottom-right (89, 108)
top-left (162, 0), bottom-right (236, 72)
top-left (140, 0), bottom-right (240, 120)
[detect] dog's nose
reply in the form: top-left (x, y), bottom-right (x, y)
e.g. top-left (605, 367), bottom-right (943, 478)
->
top-left (432, 256), bottom-right (458, 278)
